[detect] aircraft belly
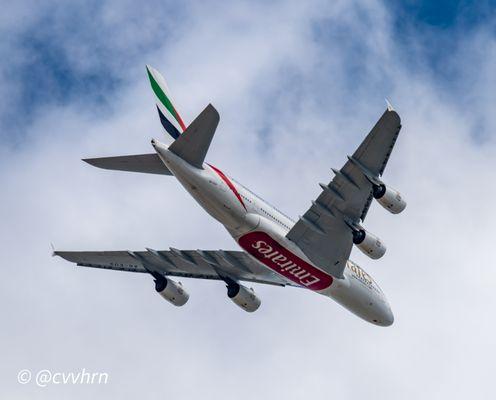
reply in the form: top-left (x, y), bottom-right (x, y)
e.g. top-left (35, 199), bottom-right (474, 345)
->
top-left (238, 230), bottom-right (334, 291)
top-left (160, 155), bottom-right (246, 229)
top-left (235, 220), bottom-right (392, 325)
top-left (195, 182), bottom-right (252, 230)
top-left (323, 263), bottom-right (394, 325)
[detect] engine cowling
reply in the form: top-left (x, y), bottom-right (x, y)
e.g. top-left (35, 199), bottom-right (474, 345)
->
top-left (155, 277), bottom-right (189, 306)
top-left (373, 184), bottom-right (406, 214)
top-left (352, 229), bottom-right (386, 259)
top-left (227, 282), bottom-right (261, 312)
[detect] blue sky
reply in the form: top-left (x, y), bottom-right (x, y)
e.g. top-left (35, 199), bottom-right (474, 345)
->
top-left (389, 1), bottom-right (495, 91)
top-left (391, 0), bottom-right (495, 28)
top-left (2, 0), bottom-right (495, 143)
top-left (0, 0), bottom-right (186, 142)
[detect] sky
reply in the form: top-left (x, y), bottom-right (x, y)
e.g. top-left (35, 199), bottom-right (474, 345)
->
top-left (1, 0), bottom-right (496, 398)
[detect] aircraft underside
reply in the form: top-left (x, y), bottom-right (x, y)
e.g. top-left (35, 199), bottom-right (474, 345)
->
top-left (55, 64), bottom-right (404, 327)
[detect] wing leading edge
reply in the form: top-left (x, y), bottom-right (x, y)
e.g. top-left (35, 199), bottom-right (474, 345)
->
top-left (286, 108), bottom-right (402, 278)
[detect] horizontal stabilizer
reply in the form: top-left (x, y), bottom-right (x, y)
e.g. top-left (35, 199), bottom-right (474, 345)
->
top-left (168, 104), bottom-right (220, 168)
top-left (83, 153), bottom-right (172, 175)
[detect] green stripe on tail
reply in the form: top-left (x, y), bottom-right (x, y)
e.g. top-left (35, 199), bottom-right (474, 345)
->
top-left (146, 67), bottom-right (183, 129)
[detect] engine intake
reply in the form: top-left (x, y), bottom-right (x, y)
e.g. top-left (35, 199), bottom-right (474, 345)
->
top-left (227, 282), bottom-right (261, 312)
top-left (373, 184), bottom-right (406, 214)
top-left (352, 229), bottom-right (386, 259)
top-left (155, 277), bottom-right (189, 306)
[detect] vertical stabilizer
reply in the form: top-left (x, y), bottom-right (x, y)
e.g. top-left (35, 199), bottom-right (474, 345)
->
top-left (146, 65), bottom-right (186, 140)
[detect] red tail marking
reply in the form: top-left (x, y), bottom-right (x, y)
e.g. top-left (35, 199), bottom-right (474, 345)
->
top-left (207, 164), bottom-right (247, 211)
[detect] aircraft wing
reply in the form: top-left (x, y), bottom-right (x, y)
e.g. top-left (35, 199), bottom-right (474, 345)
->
top-left (286, 107), bottom-right (402, 278)
top-left (54, 248), bottom-right (294, 287)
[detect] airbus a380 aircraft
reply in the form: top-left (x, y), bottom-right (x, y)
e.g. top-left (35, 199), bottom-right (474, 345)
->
top-left (55, 66), bottom-right (405, 326)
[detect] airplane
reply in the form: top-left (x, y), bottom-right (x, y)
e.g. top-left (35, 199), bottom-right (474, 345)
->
top-left (54, 65), bottom-right (405, 326)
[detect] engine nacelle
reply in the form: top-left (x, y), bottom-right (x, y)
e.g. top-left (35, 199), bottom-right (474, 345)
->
top-left (227, 282), bottom-right (261, 312)
top-left (352, 229), bottom-right (386, 259)
top-left (155, 277), bottom-right (189, 306)
top-left (373, 184), bottom-right (406, 214)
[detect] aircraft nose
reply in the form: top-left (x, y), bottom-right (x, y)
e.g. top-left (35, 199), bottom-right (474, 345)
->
top-left (371, 303), bottom-right (394, 327)
top-left (382, 307), bottom-right (394, 326)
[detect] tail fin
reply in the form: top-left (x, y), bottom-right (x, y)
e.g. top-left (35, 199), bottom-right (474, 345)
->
top-left (146, 65), bottom-right (187, 140)
top-left (168, 104), bottom-right (220, 168)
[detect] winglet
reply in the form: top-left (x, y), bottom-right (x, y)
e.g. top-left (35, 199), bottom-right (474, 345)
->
top-left (50, 243), bottom-right (56, 257)
top-left (385, 98), bottom-right (395, 112)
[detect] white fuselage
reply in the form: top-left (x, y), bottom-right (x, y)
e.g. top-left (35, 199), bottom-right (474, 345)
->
top-left (153, 140), bottom-right (394, 326)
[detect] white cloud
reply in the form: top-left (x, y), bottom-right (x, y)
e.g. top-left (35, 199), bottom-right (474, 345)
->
top-left (1, 0), bottom-right (496, 398)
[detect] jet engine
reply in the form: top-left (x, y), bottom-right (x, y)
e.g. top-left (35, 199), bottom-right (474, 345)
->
top-left (352, 229), bottom-right (386, 259)
top-left (155, 277), bottom-right (189, 306)
top-left (373, 184), bottom-right (406, 214)
top-left (226, 281), bottom-right (261, 312)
